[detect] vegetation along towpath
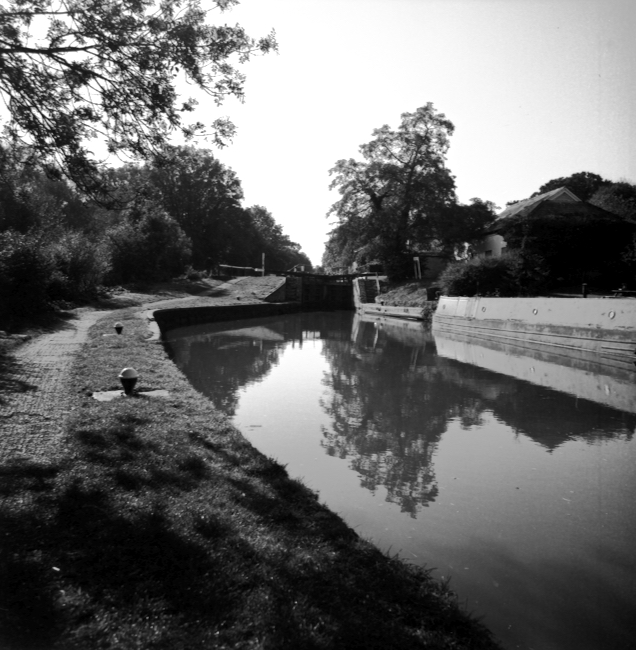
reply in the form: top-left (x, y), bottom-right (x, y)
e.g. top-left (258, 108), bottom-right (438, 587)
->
top-left (0, 283), bottom-right (502, 649)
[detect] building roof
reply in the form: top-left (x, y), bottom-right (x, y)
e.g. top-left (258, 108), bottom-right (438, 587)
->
top-left (494, 186), bottom-right (581, 225)
top-left (525, 198), bottom-right (628, 222)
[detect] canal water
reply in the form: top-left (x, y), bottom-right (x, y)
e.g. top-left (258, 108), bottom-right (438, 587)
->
top-left (166, 311), bottom-right (636, 650)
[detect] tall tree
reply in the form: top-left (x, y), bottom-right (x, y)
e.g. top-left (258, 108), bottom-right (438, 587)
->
top-left (0, 0), bottom-right (276, 196)
top-left (246, 205), bottom-right (311, 272)
top-left (147, 146), bottom-right (245, 269)
top-left (328, 104), bottom-right (457, 279)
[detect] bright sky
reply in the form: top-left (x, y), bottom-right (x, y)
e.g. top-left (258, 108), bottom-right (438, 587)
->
top-left (201, 0), bottom-right (636, 266)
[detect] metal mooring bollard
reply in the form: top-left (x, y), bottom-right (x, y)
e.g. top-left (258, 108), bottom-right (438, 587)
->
top-left (582, 283), bottom-right (588, 298)
top-left (114, 322), bottom-right (123, 334)
top-left (118, 368), bottom-right (138, 395)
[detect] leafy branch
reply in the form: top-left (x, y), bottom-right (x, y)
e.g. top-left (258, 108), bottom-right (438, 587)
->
top-left (0, 0), bottom-right (276, 199)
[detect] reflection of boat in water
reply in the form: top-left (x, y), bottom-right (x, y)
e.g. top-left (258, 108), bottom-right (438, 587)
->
top-left (353, 312), bottom-right (434, 348)
top-left (433, 328), bottom-right (636, 414)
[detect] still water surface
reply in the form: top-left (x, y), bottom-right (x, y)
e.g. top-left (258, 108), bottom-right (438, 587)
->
top-left (167, 311), bottom-right (636, 650)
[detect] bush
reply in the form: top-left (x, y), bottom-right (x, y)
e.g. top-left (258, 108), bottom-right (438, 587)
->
top-left (181, 266), bottom-right (207, 281)
top-left (439, 251), bottom-right (548, 297)
top-left (0, 230), bottom-right (52, 316)
top-left (106, 205), bottom-right (192, 284)
top-left (46, 231), bottom-right (110, 302)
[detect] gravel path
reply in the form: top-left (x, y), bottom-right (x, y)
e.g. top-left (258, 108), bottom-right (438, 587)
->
top-left (0, 310), bottom-right (111, 463)
top-left (0, 277), bottom-right (283, 464)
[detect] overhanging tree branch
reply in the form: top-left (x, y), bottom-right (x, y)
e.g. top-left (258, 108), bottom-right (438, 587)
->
top-left (0, 0), bottom-right (276, 200)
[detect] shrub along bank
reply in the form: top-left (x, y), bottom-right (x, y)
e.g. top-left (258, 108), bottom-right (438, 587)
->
top-left (0, 305), bottom-right (501, 650)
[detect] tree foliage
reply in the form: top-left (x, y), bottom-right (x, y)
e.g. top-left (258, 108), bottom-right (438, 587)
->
top-left (532, 171), bottom-right (609, 201)
top-left (0, 143), bottom-right (311, 314)
top-left (47, 229), bottom-right (109, 299)
top-left (328, 104), bottom-right (456, 279)
top-left (246, 205), bottom-right (311, 272)
top-left (432, 198), bottom-right (497, 259)
top-left (327, 104), bottom-right (494, 279)
top-left (439, 251), bottom-right (548, 297)
top-left (146, 145), bottom-right (245, 269)
top-left (590, 181), bottom-right (636, 223)
top-left (322, 222), bottom-right (362, 273)
top-left (0, 146), bottom-right (38, 232)
top-left (0, 230), bottom-right (52, 315)
top-left (0, 0), bottom-right (276, 195)
top-left (106, 200), bottom-right (191, 283)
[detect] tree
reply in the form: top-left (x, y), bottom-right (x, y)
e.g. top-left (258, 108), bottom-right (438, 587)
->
top-left (322, 222), bottom-right (362, 273)
top-left (146, 146), bottom-right (245, 269)
top-left (430, 197), bottom-right (497, 259)
top-left (0, 0), bottom-right (276, 196)
top-left (246, 205), bottom-right (311, 272)
top-left (0, 145), bottom-right (38, 232)
top-left (106, 199), bottom-right (191, 283)
top-left (532, 171), bottom-right (609, 201)
top-left (0, 142), bottom-right (97, 232)
top-left (328, 104), bottom-right (459, 279)
top-left (590, 181), bottom-right (636, 223)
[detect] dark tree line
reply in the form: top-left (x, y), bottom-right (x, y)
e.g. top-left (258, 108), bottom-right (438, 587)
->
top-left (0, 143), bottom-right (311, 316)
top-left (0, 1), bottom-right (312, 318)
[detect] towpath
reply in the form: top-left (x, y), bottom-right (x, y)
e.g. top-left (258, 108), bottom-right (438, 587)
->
top-left (0, 309), bottom-right (110, 463)
top-left (0, 276), bottom-right (282, 464)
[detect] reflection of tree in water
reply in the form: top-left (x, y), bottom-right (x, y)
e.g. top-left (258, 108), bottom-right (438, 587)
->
top-left (482, 380), bottom-right (636, 451)
top-left (167, 312), bottom-right (355, 418)
top-left (169, 312), bottom-right (636, 518)
top-left (320, 317), bottom-right (636, 517)
top-left (433, 350), bottom-right (636, 451)
top-left (320, 321), bottom-right (488, 518)
top-left (169, 335), bottom-right (284, 416)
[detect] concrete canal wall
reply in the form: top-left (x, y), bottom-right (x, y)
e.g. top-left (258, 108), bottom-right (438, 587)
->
top-left (433, 296), bottom-right (636, 359)
top-left (152, 275), bottom-right (356, 337)
top-left (153, 302), bottom-right (300, 336)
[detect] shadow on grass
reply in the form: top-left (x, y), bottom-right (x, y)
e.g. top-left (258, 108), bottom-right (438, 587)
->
top-left (0, 479), bottom-right (241, 649)
top-left (0, 459), bottom-right (60, 498)
top-left (0, 412), bottom-right (500, 649)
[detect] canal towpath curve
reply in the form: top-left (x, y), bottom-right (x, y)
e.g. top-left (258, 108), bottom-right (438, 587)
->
top-left (0, 277), bottom-right (281, 464)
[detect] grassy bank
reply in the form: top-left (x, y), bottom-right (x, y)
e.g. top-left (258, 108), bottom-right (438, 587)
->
top-left (0, 301), bottom-right (501, 649)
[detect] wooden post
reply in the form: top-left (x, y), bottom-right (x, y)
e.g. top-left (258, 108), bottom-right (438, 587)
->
top-left (413, 256), bottom-right (421, 279)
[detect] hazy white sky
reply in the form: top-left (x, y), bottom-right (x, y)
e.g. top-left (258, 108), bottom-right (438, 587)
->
top-left (202, 0), bottom-right (635, 265)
